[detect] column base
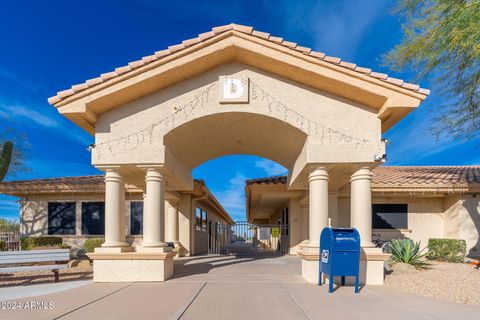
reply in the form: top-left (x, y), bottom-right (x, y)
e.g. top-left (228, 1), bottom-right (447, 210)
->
top-left (95, 246), bottom-right (134, 253)
top-left (299, 247), bottom-right (389, 285)
top-left (87, 251), bottom-right (175, 282)
top-left (136, 246), bottom-right (172, 253)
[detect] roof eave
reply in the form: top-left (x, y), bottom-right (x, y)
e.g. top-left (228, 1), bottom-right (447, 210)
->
top-left (50, 28), bottom-right (428, 135)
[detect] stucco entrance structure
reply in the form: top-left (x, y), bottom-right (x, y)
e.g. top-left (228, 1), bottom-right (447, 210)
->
top-left (48, 24), bottom-right (429, 284)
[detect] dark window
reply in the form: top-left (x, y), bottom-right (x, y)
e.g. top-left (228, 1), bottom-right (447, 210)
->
top-left (48, 202), bottom-right (76, 235)
top-left (203, 210), bottom-right (208, 227)
top-left (82, 202), bottom-right (105, 235)
top-left (372, 204), bottom-right (408, 229)
top-left (195, 207), bottom-right (202, 226)
top-left (130, 202), bottom-right (143, 235)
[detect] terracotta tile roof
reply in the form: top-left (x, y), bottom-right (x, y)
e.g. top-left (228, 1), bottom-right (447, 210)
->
top-left (0, 175), bottom-right (139, 195)
top-left (0, 175), bottom-right (217, 196)
top-left (246, 176), bottom-right (287, 185)
top-left (3, 166), bottom-right (478, 196)
top-left (372, 166), bottom-right (480, 189)
top-left (48, 23), bottom-right (429, 105)
top-left (246, 166), bottom-right (480, 192)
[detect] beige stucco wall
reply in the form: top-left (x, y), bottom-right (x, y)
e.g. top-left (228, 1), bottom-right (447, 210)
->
top-left (289, 193), bottom-right (480, 257)
top-left (288, 198), bottom-right (302, 254)
top-left (337, 196), bottom-right (445, 248)
top-left (19, 192), bottom-right (229, 256)
top-left (191, 196), bottom-right (230, 255)
top-left (92, 63), bottom-right (385, 189)
top-left (444, 195), bottom-right (480, 257)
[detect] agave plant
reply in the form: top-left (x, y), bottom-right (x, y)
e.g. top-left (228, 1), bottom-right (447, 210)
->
top-left (389, 239), bottom-right (430, 269)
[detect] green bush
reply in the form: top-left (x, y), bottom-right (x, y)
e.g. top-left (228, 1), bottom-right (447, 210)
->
top-left (0, 218), bottom-right (20, 232)
top-left (390, 239), bottom-right (430, 269)
top-left (84, 238), bottom-right (104, 253)
top-left (0, 240), bottom-right (6, 251)
top-left (427, 238), bottom-right (466, 263)
top-left (20, 236), bottom-right (63, 250)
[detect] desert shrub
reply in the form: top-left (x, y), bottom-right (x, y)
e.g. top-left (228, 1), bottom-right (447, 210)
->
top-left (390, 239), bottom-right (430, 269)
top-left (84, 238), bottom-right (104, 253)
top-left (0, 218), bottom-right (20, 232)
top-left (0, 240), bottom-right (6, 251)
top-left (20, 236), bottom-right (63, 250)
top-left (427, 238), bottom-right (466, 263)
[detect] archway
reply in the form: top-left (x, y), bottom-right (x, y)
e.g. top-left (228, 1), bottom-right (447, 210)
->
top-left (50, 25), bottom-right (428, 285)
top-left (191, 154), bottom-right (293, 256)
top-left (164, 112), bottom-right (308, 171)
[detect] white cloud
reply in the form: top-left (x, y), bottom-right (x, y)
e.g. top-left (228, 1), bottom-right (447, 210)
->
top-left (0, 102), bottom-right (93, 146)
top-left (255, 159), bottom-right (287, 176)
top-left (1, 104), bottom-right (60, 128)
top-left (210, 173), bottom-right (248, 221)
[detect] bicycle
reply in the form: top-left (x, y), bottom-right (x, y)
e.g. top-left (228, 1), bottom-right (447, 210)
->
top-left (372, 233), bottom-right (392, 253)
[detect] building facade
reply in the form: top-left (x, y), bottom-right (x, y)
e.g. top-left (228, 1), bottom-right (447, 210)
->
top-left (0, 177), bottom-right (233, 257)
top-left (21, 23), bottom-right (442, 284)
top-left (246, 166), bottom-right (480, 262)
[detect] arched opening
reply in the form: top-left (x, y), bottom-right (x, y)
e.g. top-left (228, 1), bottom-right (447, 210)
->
top-left (164, 112), bottom-right (308, 171)
top-left (163, 112), bottom-right (308, 257)
top-left (191, 155), bottom-right (292, 256)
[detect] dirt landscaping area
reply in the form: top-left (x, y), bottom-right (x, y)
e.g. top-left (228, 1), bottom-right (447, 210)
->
top-left (385, 261), bottom-right (480, 305)
top-left (0, 259), bottom-right (92, 287)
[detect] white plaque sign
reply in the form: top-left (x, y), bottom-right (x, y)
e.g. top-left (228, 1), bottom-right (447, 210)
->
top-left (219, 76), bottom-right (249, 103)
top-left (259, 227), bottom-right (271, 240)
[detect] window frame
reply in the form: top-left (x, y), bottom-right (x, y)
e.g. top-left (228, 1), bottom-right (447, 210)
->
top-left (130, 201), bottom-right (143, 235)
top-left (372, 203), bottom-right (408, 230)
top-left (81, 202), bottom-right (105, 236)
top-left (47, 202), bottom-right (77, 235)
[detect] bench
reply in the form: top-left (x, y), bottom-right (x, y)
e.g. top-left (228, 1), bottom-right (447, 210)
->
top-left (0, 249), bottom-right (70, 282)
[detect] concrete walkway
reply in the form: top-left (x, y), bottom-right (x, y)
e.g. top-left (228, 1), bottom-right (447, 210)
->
top-left (0, 280), bottom-right (92, 302)
top-left (1, 255), bottom-right (478, 320)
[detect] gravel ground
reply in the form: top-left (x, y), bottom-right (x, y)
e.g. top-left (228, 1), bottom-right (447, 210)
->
top-left (0, 260), bottom-right (92, 287)
top-left (384, 261), bottom-right (480, 305)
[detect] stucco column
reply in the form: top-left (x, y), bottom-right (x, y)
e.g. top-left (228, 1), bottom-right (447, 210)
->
top-left (101, 168), bottom-right (129, 250)
top-left (140, 168), bottom-right (169, 249)
top-left (166, 201), bottom-right (180, 245)
top-left (350, 167), bottom-right (374, 247)
top-left (307, 167), bottom-right (329, 248)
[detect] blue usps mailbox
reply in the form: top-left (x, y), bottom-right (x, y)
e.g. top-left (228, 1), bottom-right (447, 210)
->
top-left (319, 227), bottom-right (360, 293)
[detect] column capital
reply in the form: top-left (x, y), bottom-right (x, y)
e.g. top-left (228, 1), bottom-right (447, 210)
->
top-left (104, 169), bottom-right (124, 183)
top-left (350, 166), bottom-right (372, 182)
top-left (137, 164), bottom-right (164, 171)
top-left (144, 168), bottom-right (165, 183)
top-left (308, 167), bottom-right (329, 182)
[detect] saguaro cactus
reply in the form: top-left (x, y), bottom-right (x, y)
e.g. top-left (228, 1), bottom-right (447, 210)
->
top-left (0, 141), bottom-right (13, 182)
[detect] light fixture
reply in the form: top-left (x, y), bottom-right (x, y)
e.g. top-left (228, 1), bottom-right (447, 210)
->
top-left (374, 154), bottom-right (387, 162)
top-left (381, 138), bottom-right (391, 144)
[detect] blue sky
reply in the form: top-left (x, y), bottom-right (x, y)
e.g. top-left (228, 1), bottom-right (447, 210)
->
top-left (0, 0), bottom-right (478, 221)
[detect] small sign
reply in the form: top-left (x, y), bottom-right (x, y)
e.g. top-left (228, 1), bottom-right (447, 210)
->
top-left (271, 227), bottom-right (280, 238)
top-left (321, 249), bottom-right (329, 263)
top-left (219, 76), bottom-right (249, 103)
top-left (259, 227), bottom-right (271, 240)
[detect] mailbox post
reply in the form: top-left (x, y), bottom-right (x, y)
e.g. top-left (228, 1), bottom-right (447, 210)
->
top-left (319, 227), bottom-right (360, 293)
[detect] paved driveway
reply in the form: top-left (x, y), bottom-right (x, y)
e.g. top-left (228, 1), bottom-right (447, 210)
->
top-left (1, 255), bottom-right (479, 320)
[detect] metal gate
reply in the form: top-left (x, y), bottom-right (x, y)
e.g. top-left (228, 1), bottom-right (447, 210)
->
top-left (203, 222), bottom-right (289, 256)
